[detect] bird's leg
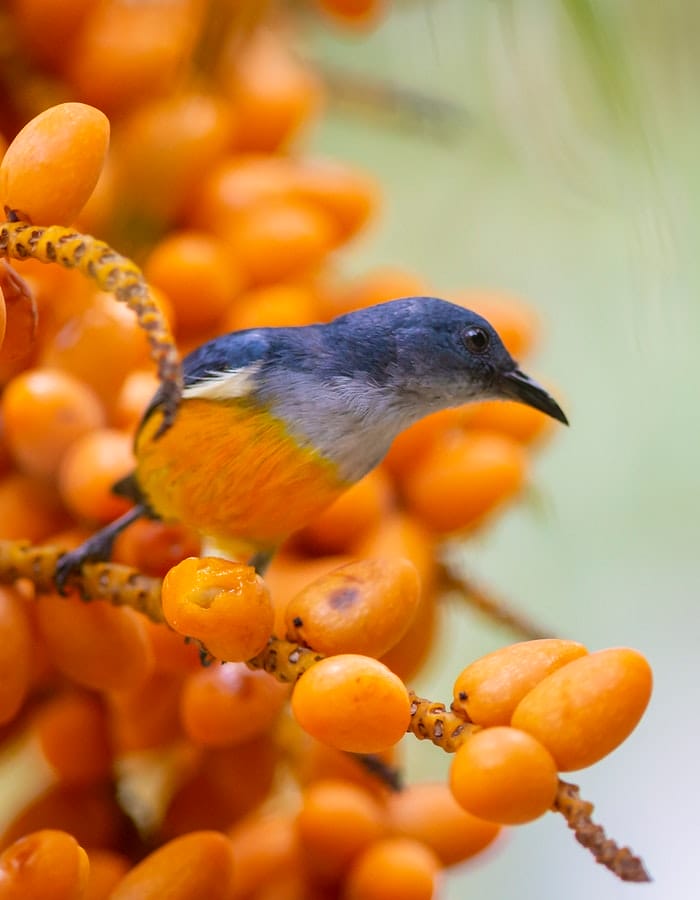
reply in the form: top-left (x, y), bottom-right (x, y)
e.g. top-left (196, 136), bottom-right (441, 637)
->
top-left (247, 549), bottom-right (274, 576)
top-left (352, 753), bottom-right (403, 791)
top-left (54, 505), bottom-right (148, 594)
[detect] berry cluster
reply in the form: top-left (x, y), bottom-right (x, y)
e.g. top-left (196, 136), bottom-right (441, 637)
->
top-left (0, 1), bottom-right (651, 897)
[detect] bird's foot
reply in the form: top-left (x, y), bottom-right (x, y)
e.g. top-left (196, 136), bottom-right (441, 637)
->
top-left (184, 636), bottom-right (216, 667)
top-left (352, 753), bottom-right (404, 791)
top-left (247, 549), bottom-right (274, 576)
top-left (54, 505), bottom-right (147, 595)
top-left (54, 531), bottom-right (119, 595)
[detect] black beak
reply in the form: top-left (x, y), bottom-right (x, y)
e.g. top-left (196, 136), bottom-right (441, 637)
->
top-left (499, 369), bottom-right (569, 425)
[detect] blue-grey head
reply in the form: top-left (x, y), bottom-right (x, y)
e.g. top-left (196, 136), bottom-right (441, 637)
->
top-left (320, 296), bottom-right (568, 424)
top-left (181, 296), bottom-right (567, 482)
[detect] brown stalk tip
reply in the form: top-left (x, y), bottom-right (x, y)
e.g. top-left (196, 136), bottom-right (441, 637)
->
top-left (554, 780), bottom-right (652, 883)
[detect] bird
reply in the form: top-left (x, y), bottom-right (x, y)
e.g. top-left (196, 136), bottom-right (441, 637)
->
top-left (55, 296), bottom-right (568, 585)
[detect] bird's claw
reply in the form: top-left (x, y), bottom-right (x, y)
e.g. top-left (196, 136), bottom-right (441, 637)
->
top-left (184, 636), bottom-right (215, 666)
top-left (153, 379), bottom-right (182, 439)
top-left (54, 547), bottom-right (93, 595)
top-left (54, 533), bottom-right (118, 595)
top-left (53, 506), bottom-right (147, 594)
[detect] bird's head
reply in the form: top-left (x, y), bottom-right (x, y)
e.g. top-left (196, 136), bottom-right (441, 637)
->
top-left (329, 296), bottom-right (568, 425)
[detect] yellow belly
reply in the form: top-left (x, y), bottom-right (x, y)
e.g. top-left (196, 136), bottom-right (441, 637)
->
top-left (134, 398), bottom-right (348, 558)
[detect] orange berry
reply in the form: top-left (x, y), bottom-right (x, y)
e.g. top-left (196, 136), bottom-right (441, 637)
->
top-left (387, 781), bottom-right (501, 867)
top-left (143, 619), bottom-right (202, 674)
top-left (64, 1), bottom-right (201, 116)
top-left (0, 830), bottom-right (89, 900)
top-left (161, 557), bottom-right (273, 661)
top-left (285, 557), bottom-right (420, 658)
top-left (0, 103), bottom-right (109, 225)
top-left (110, 831), bottom-right (235, 900)
top-left (36, 591), bottom-right (154, 692)
top-left (293, 158), bottom-right (380, 241)
top-left (0, 285), bottom-right (5, 350)
top-left (73, 154), bottom-right (117, 237)
top-left (9, 0), bottom-right (93, 71)
top-left (0, 352), bottom-right (28, 394)
top-left (295, 469), bottom-right (392, 556)
top-left (402, 430), bottom-right (527, 534)
top-left (356, 510), bottom-right (436, 595)
top-left (462, 397), bottom-right (555, 445)
top-left (0, 473), bottom-right (67, 542)
top-left (383, 407), bottom-right (464, 483)
top-left (293, 735), bottom-right (398, 799)
top-left (40, 291), bottom-right (152, 415)
top-left (161, 739), bottom-right (278, 839)
top-left (0, 783), bottom-right (125, 852)
top-left (0, 416), bottom-right (13, 480)
top-left (58, 428), bottom-right (134, 523)
top-left (144, 231), bottom-right (242, 334)
top-left (9, 259), bottom-right (89, 351)
top-left (2, 369), bottom-right (104, 478)
top-left (190, 154), bottom-right (296, 233)
top-left (296, 779), bottom-right (387, 883)
top-left (264, 552), bottom-right (357, 639)
top-left (107, 670), bottom-right (184, 753)
top-left (253, 871), bottom-right (320, 900)
top-left (224, 197), bottom-right (337, 285)
top-left (323, 266), bottom-right (429, 318)
top-left (112, 370), bottom-right (160, 431)
top-left (34, 692), bottom-right (111, 785)
top-left (449, 727), bottom-right (558, 825)
top-left (116, 90), bottom-right (237, 223)
top-left (224, 282), bottom-right (320, 332)
top-left (113, 518), bottom-right (200, 578)
top-left (452, 639), bottom-right (589, 727)
top-left (451, 290), bottom-right (539, 359)
top-left (291, 654), bottom-right (411, 753)
top-left (344, 837), bottom-right (441, 900)
top-left (380, 584), bottom-right (438, 683)
top-left (84, 849), bottom-right (130, 900)
top-left (8, 588), bottom-right (53, 692)
top-left (181, 663), bottom-right (289, 747)
top-left (511, 648), bottom-right (653, 771)
top-left (0, 587), bottom-right (32, 724)
top-left (228, 812), bottom-right (300, 900)
top-left (0, 261), bottom-right (36, 368)
top-left (222, 28), bottom-right (323, 152)
top-left (316, 0), bottom-right (387, 27)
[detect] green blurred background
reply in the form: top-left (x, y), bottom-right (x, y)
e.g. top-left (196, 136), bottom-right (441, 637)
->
top-left (304, 2), bottom-right (698, 897)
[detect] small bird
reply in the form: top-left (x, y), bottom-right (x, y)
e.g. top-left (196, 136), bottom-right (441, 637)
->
top-left (56, 296), bottom-right (567, 583)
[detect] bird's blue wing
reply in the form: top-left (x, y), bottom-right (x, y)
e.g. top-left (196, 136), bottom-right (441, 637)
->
top-left (182, 329), bottom-right (271, 387)
top-left (139, 329), bottom-right (271, 428)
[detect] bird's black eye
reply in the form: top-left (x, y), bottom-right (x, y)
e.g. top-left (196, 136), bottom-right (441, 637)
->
top-left (462, 326), bottom-right (490, 353)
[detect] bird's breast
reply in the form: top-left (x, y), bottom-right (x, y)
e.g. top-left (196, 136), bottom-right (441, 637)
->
top-left (134, 397), bottom-right (348, 555)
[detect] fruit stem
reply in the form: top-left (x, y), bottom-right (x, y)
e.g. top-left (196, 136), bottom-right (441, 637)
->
top-left (0, 217), bottom-right (182, 434)
top-left (439, 560), bottom-right (553, 641)
top-left (554, 779), bottom-right (651, 882)
top-left (0, 540), bottom-right (166, 623)
top-left (407, 691), bottom-right (480, 753)
top-left (247, 636), bottom-right (325, 683)
top-left (0, 539), bottom-right (653, 883)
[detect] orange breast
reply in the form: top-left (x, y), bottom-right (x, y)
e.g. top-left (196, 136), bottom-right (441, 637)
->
top-left (134, 398), bottom-right (348, 557)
